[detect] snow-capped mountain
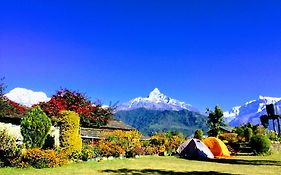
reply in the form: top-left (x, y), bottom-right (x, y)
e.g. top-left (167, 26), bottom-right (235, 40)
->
top-left (224, 96), bottom-right (281, 126)
top-left (117, 88), bottom-right (197, 112)
top-left (4, 87), bottom-right (50, 107)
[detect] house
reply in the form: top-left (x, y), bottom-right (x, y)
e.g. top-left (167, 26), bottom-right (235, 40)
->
top-left (80, 119), bottom-right (137, 140)
top-left (1, 115), bottom-right (147, 142)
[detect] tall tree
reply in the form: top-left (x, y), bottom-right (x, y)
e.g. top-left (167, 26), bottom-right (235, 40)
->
top-left (207, 105), bottom-right (225, 137)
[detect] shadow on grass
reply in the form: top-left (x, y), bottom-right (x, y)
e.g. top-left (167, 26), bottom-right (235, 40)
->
top-left (176, 153), bottom-right (281, 166)
top-left (198, 158), bottom-right (281, 166)
top-left (101, 169), bottom-right (239, 175)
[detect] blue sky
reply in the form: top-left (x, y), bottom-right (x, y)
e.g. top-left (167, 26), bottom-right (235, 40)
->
top-left (1, 1), bottom-right (281, 111)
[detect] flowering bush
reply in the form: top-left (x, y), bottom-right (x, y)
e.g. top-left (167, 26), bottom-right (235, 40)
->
top-left (96, 140), bottom-right (125, 157)
top-left (38, 89), bottom-right (113, 127)
top-left (219, 133), bottom-right (238, 143)
top-left (0, 128), bottom-right (17, 165)
top-left (10, 148), bottom-right (68, 168)
top-left (104, 130), bottom-right (142, 157)
top-left (81, 146), bottom-right (95, 161)
top-left (0, 97), bottom-right (28, 118)
top-left (149, 132), bottom-right (184, 155)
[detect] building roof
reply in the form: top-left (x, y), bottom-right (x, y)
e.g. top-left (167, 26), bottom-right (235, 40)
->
top-left (0, 115), bottom-right (23, 125)
top-left (220, 126), bottom-right (234, 132)
top-left (97, 119), bottom-right (136, 130)
top-left (80, 119), bottom-right (136, 139)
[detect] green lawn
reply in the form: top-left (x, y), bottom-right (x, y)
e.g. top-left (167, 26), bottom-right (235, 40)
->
top-left (0, 154), bottom-right (281, 175)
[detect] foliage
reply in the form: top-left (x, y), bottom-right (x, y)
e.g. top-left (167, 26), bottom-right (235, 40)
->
top-left (253, 125), bottom-right (267, 136)
top-left (206, 105), bottom-right (225, 137)
top-left (0, 78), bottom-right (28, 117)
top-left (244, 127), bottom-right (253, 142)
top-left (114, 108), bottom-right (208, 136)
top-left (0, 78), bottom-right (26, 115)
top-left (250, 135), bottom-right (271, 155)
top-left (149, 131), bottom-right (184, 155)
top-left (103, 130), bottom-right (142, 158)
top-left (95, 140), bottom-right (125, 157)
top-left (81, 146), bottom-right (95, 161)
top-left (10, 148), bottom-right (68, 168)
top-left (219, 133), bottom-right (238, 143)
top-left (59, 110), bottom-right (82, 156)
top-left (0, 128), bottom-right (17, 164)
top-left (234, 123), bottom-right (255, 142)
top-left (20, 106), bottom-right (52, 149)
top-left (38, 88), bottom-right (113, 127)
top-left (194, 129), bottom-right (204, 140)
top-left (267, 131), bottom-right (279, 141)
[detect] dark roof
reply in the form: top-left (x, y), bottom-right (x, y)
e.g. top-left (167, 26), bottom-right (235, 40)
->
top-left (98, 119), bottom-right (136, 130)
top-left (0, 115), bottom-right (23, 125)
top-left (220, 126), bottom-right (234, 132)
top-left (80, 119), bottom-right (136, 139)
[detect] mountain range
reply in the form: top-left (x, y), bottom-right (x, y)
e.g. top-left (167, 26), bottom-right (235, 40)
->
top-left (223, 96), bottom-right (281, 126)
top-left (4, 87), bottom-right (281, 131)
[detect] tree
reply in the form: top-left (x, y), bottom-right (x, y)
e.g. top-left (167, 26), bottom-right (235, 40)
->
top-left (0, 78), bottom-right (28, 117)
top-left (207, 105), bottom-right (225, 137)
top-left (38, 88), bottom-right (113, 127)
top-left (194, 129), bottom-right (204, 140)
top-left (21, 106), bottom-right (52, 149)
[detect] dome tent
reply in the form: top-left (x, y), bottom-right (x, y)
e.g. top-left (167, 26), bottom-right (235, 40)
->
top-left (203, 137), bottom-right (230, 158)
top-left (177, 139), bottom-right (214, 159)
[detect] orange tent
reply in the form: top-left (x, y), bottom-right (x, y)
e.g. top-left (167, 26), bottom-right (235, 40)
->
top-left (203, 137), bottom-right (230, 158)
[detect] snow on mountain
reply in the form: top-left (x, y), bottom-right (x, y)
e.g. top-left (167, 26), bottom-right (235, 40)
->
top-left (224, 96), bottom-right (281, 126)
top-left (4, 87), bottom-right (50, 107)
top-left (117, 88), bottom-right (198, 112)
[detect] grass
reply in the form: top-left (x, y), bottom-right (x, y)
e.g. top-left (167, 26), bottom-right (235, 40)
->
top-left (0, 154), bottom-right (281, 175)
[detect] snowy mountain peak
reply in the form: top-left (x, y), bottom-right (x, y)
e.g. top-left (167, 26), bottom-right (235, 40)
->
top-left (148, 88), bottom-right (168, 102)
top-left (4, 87), bottom-right (50, 107)
top-left (224, 95), bottom-right (281, 126)
top-left (258, 95), bottom-right (281, 104)
top-left (117, 88), bottom-right (197, 112)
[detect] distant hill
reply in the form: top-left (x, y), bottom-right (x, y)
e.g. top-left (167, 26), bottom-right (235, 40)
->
top-left (114, 108), bottom-right (208, 136)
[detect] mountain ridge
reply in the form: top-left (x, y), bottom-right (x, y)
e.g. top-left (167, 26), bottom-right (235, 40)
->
top-left (117, 88), bottom-right (198, 112)
top-left (224, 96), bottom-right (281, 126)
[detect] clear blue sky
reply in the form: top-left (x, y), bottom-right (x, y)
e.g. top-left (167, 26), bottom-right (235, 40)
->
top-left (1, 1), bottom-right (281, 111)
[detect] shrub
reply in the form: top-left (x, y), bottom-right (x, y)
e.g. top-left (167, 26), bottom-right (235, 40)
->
top-left (59, 110), bottom-right (82, 156)
top-left (149, 132), bottom-right (184, 155)
top-left (81, 146), bottom-right (95, 161)
top-left (253, 125), bottom-right (267, 136)
top-left (11, 148), bottom-right (68, 168)
top-left (0, 128), bottom-right (17, 164)
top-left (250, 135), bottom-right (271, 155)
top-left (267, 131), bottom-right (279, 141)
top-left (144, 146), bottom-right (158, 155)
top-left (219, 133), bottom-right (238, 143)
top-left (194, 129), bottom-right (204, 140)
top-left (96, 140), bottom-right (125, 157)
top-left (20, 106), bottom-right (52, 149)
top-left (103, 130), bottom-right (142, 157)
top-left (244, 127), bottom-right (253, 142)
